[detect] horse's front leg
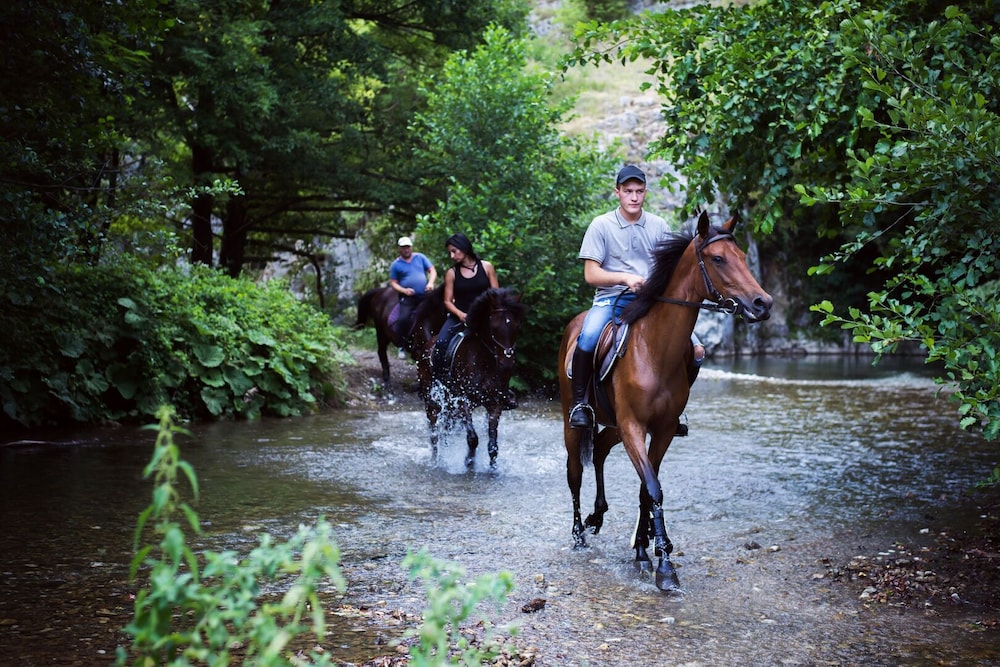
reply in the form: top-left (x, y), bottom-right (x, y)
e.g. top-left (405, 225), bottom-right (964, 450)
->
top-left (650, 501), bottom-right (680, 592)
top-left (485, 404), bottom-right (502, 469)
top-left (419, 373), bottom-right (442, 461)
top-left (622, 427), bottom-right (680, 592)
top-left (460, 402), bottom-right (478, 469)
top-left (647, 432), bottom-right (680, 592)
top-left (376, 334), bottom-right (392, 390)
top-left (425, 399), bottom-right (442, 462)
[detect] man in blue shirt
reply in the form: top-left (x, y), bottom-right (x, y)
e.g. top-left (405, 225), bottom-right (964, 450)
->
top-left (390, 236), bottom-right (437, 351)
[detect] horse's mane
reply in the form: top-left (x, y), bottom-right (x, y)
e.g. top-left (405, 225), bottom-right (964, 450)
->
top-left (619, 225), bottom-right (697, 325)
top-left (465, 288), bottom-right (526, 333)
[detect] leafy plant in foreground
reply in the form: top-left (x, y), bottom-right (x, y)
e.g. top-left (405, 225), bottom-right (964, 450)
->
top-left (117, 406), bottom-right (345, 666)
top-left (403, 549), bottom-right (516, 666)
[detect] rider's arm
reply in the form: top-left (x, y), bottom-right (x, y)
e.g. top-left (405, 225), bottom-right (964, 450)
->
top-left (425, 262), bottom-right (437, 291)
top-left (443, 268), bottom-right (465, 320)
top-left (483, 261), bottom-right (500, 289)
top-left (583, 259), bottom-right (644, 292)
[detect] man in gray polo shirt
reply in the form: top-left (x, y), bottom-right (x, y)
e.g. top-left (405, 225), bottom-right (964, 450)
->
top-left (568, 165), bottom-right (706, 430)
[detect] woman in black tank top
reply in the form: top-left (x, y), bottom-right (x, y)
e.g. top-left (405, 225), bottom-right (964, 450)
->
top-left (432, 233), bottom-right (499, 377)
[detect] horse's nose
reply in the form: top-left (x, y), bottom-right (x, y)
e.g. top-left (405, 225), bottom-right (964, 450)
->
top-left (752, 293), bottom-right (773, 320)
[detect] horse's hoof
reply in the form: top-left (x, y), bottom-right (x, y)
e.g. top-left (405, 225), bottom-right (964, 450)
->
top-left (656, 577), bottom-right (683, 595)
top-left (655, 561), bottom-right (681, 593)
top-left (584, 514), bottom-right (603, 535)
top-left (572, 531), bottom-right (588, 550)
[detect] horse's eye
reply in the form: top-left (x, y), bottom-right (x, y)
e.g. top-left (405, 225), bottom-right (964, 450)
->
top-left (711, 254), bottom-right (725, 265)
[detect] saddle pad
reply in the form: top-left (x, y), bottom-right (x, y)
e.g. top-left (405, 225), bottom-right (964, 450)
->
top-left (564, 321), bottom-right (630, 381)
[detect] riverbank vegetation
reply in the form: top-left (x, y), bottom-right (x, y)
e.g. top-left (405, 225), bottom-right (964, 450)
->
top-left (1, 0), bottom-right (998, 444)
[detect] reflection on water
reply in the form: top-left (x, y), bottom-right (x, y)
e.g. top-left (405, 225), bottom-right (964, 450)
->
top-left (1, 356), bottom-right (997, 666)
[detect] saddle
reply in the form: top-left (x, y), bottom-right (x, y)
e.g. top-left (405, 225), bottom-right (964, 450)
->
top-left (445, 329), bottom-right (466, 367)
top-left (565, 321), bottom-right (631, 427)
top-left (431, 329), bottom-right (467, 378)
top-left (565, 321), bottom-right (631, 382)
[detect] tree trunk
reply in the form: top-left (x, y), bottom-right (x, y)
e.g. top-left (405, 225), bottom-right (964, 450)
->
top-left (220, 193), bottom-right (248, 278)
top-left (190, 143), bottom-right (215, 266)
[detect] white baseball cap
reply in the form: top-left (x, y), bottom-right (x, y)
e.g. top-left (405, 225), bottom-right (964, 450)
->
top-left (397, 236), bottom-right (413, 247)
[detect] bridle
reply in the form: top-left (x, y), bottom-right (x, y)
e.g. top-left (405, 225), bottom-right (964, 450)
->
top-left (469, 305), bottom-right (517, 364)
top-left (652, 230), bottom-right (742, 316)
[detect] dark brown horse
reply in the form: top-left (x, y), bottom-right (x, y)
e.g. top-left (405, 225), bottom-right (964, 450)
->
top-left (558, 211), bottom-right (772, 592)
top-left (355, 286), bottom-right (444, 391)
top-left (412, 287), bottom-right (526, 469)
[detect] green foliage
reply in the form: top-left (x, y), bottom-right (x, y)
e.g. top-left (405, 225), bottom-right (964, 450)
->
top-left (412, 25), bottom-right (616, 383)
top-left (117, 406), bottom-right (346, 666)
top-left (565, 0), bottom-right (873, 233)
top-left (977, 465), bottom-right (1000, 489)
top-left (0, 256), bottom-right (350, 429)
top-left (403, 549), bottom-right (515, 666)
top-left (140, 0), bottom-right (532, 274)
top-left (806, 4), bottom-right (1000, 439)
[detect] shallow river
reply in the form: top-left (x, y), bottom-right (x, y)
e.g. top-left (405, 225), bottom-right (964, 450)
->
top-left (1, 356), bottom-right (998, 665)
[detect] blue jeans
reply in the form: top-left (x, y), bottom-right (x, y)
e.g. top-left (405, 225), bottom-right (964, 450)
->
top-left (576, 292), bottom-right (635, 353)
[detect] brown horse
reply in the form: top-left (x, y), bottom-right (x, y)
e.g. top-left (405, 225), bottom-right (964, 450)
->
top-left (412, 287), bottom-right (526, 469)
top-left (355, 286), bottom-right (444, 391)
top-left (558, 210), bottom-right (772, 592)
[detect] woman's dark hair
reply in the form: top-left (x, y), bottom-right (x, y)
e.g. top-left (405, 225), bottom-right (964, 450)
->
top-left (445, 233), bottom-right (478, 262)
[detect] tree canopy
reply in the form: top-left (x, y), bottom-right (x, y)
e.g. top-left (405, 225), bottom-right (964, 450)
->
top-left (0, 0), bottom-right (540, 428)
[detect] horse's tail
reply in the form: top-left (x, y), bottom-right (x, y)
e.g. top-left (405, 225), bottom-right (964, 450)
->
top-left (355, 287), bottom-right (379, 329)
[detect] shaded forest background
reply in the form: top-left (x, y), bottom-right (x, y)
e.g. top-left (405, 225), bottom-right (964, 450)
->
top-left (1, 0), bottom-right (997, 443)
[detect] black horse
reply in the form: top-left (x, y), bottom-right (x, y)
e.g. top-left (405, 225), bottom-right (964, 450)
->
top-left (411, 287), bottom-right (527, 469)
top-left (355, 285), bottom-right (444, 391)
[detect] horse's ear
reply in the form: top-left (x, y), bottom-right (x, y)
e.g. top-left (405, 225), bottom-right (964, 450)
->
top-left (697, 209), bottom-right (711, 237)
top-left (722, 210), bottom-right (739, 232)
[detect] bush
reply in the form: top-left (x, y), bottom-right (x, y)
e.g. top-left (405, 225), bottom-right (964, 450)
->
top-left (403, 550), bottom-right (516, 666)
top-left (0, 256), bottom-right (351, 429)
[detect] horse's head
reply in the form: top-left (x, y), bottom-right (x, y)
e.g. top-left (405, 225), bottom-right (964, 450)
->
top-left (693, 210), bottom-right (772, 322)
top-left (466, 288), bottom-right (527, 371)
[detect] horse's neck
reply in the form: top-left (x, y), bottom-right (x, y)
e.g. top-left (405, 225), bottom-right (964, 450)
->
top-left (665, 252), bottom-right (708, 306)
top-left (635, 255), bottom-right (704, 355)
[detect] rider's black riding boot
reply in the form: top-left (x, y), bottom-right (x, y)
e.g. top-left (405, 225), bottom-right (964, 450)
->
top-left (568, 348), bottom-right (594, 429)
